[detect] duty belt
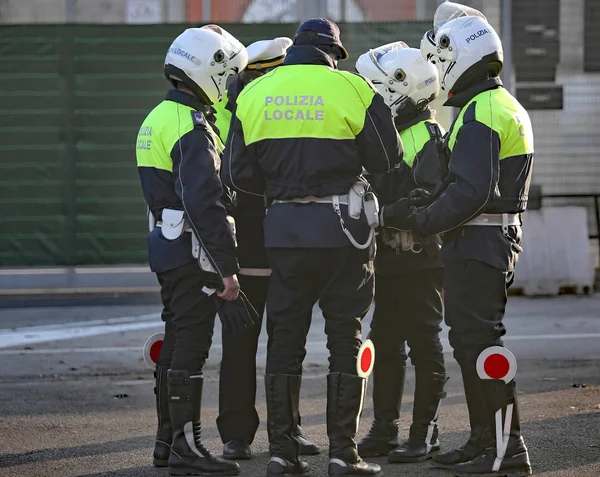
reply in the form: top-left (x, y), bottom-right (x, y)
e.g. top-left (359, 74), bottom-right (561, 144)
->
top-left (272, 195), bottom-right (348, 205)
top-left (155, 221), bottom-right (192, 232)
top-left (239, 268), bottom-right (271, 277)
top-left (463, 213), bottom-right (521, 234)
top-left (270, 194), bottom-right (375, 250)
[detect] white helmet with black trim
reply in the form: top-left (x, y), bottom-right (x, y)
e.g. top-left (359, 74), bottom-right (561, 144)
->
top-left (164, 25), bottom-right (248, 105)
top-left (420, 1), bottom-right (487, 64)
top-left (430, 15), bottom-right (503, 94)
top-left (355, 42), bottom-right (439, 118)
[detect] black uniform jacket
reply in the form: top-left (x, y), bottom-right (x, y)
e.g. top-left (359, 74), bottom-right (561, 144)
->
top-left (138, 90), bottom-right (238, 276)
top-left (372, 108), bottom-right (444, 276)
top-left (220, 75), bottom-right (269, 270)
top-left (221, 46), bottom-right (402, 248)
top-left (414, 78), bottom-right (534, 271)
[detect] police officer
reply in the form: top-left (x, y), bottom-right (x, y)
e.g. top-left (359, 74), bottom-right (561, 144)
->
top-left (382, 15), bottom-right (534, 477)
top-left (222, 18), bottom-right (401, 477)
top-left (136, 25), bottom-right (254, 476)
top-left (354, 42), bottom-right (447, 463)
top-left (212, 37), bottom-right (319, 460)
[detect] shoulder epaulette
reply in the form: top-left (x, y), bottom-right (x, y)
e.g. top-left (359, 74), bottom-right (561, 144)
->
top-left (191, 110), bottom-right (207, 129)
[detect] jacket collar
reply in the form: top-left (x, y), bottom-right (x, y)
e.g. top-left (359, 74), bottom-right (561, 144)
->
top-left (443, 77), bottom-right (503, 108)
top-left (394, 107), bottom-right (433, 132)
top-left (283, 45), bottom-right (337, 68)
top-left (165, 89), bottom-right (210, 113)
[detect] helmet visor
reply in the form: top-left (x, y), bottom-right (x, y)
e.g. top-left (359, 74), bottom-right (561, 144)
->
top-left (201, 24), bottom-right (245, 61)
top-left (433, 2), bottom-right (487, 33)
top-left (368, 41), bottom-right (409, 75)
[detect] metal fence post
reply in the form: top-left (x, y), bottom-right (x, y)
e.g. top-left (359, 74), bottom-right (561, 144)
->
top-left (66, 0), bottom-right (74, 22)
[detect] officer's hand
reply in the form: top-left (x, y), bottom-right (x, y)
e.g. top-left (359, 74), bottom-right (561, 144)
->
top-left (380, 199), bottom-right (417, 231)
top-left (218, 275), bottom-right (240, 301)
top-left (408, 188), bottom-right (433, 207)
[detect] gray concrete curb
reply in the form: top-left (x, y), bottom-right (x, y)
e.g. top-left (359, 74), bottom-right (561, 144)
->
top-left (0, 266), bottom-right (159, 296)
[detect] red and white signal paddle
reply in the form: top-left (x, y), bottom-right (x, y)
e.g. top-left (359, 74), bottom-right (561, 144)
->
top-left (143, 332), bottom-right (164, 369)
top-left (357, 339), bottom-right (375, 378)
top-left (476, 346), bottom-right (518, 471)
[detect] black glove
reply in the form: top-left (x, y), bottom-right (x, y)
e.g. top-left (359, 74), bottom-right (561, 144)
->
top-left (408, 188), bottom-right (433, 207)
top-left (380, 198), bottom-right (417, 231)
top-left (216, 289), bottom-right (259, 334)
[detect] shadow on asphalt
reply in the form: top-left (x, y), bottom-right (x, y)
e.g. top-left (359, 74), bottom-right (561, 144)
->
top-left (2, 413), bottom-right (599, 475)
top-left (0, 436), bottom-right (153, 469)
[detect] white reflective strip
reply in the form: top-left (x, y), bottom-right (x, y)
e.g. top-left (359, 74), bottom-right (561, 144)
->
top-left (202, 286), bottom-right (216, 296)
top-left (492, 403), bottom-right (513, 472)
top-left (329, 458), bottom-right (347, 467)
top-left (425, 399), bottom-right (443, 452)
top-left (239, 268), bottom-right (272, 277)
top-left (269, 456), bottom-right (289, 466)
top-left (184, 422), bottom-right (204, 459)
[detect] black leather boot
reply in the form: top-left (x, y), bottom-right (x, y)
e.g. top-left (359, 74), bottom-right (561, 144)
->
top-left (357, 361), bottom-right (405, 457)
top-left (265, 375), bottom-right (310, 477)
top-left (153, 365), bottom-right (172, 467)
top-left (389, 371), bottom-right (447, 463)
top-left (431, 367), bottom-right (492, 469)
top-left (222, 439), bottom-right (251, 460)
top-left (327, 373), bottom-right (381, 476)
top-left (167, 371), bottom-right (240, 476)
top-left (454, 380), bottom-right (532, 477)
top-left (293, 415), bottom-right (320, 455)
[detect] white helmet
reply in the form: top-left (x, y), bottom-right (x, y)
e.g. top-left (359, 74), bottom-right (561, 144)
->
top-left (430, 15), bottom-right (503, 94)
top-left (356, 42), bottom-right (439, 117)
top-left (164, 25), bottom-right (248, 105)
top-left (420, 1), bottom-right (487, 63)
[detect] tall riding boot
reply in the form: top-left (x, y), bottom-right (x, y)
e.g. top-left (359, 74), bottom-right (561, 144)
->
top-left (357, 361), bottom-right (405, 457)
top-left (389, 371), bottom-right (447, 463)
top-left (153, 365), bottom-right (172, 467)
top-left (432, 366), bottom-right (493, 468)
top-left (265, 375), bottom-right (310, 476)
top-left (327, 373), bottom-right (382, 476)
top-left (168, 370), bottom-right (240, 476)
top-left (455, 380), bottom-right (532, 476)
top-left (294, 412), bottom-right (320, 455)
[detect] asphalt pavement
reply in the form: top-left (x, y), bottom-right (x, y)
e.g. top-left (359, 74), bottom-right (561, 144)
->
top-left (0, 294), bottom-right (599, 477)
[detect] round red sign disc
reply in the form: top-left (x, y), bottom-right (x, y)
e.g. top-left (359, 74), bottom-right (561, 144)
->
top-left (357, 339), bottom-right (375, 378)
top-left (476, 346), bottom-right (517, 383)
top-left (483, 353), bottom-right (510, 380)
top-left (360, 347), bottom-right (373, 374)
top-left (143, 333), bottom-right (164, 369)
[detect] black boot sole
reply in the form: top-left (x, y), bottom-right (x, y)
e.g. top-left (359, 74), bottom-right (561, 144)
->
top-left (454, 468), bottom-right (532, 477)
top-left (389, 449), bottom-right (439, 463)
top-left (430, 460), bottom-right (459, 469)
top-left (222, 452), bottom-right (252, 460)
top-left (153, 458), bottom-right (169, 467)
top-left (328, 469), bottom-right (382, 477)
top-left (170, 467), bottom-right (240, 476)
top-left (266, 470), bottom-right (311, 477)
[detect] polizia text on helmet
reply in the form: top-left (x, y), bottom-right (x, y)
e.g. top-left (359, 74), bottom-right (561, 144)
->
top-left (465, 29), bottom-right (490, 44)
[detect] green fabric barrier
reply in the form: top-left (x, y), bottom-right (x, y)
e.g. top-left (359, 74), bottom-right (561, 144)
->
top-left (0, 22), bottom-right (428, 266)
